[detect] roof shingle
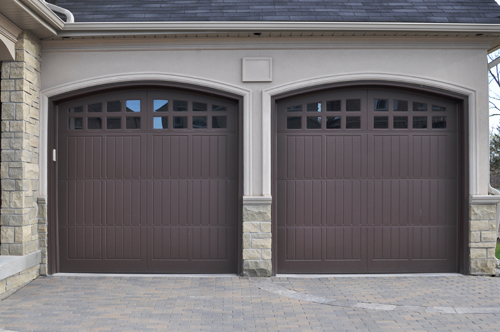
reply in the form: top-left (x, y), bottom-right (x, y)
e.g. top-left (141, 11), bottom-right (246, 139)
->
top-left (46, 0), bottom-right (500, 24)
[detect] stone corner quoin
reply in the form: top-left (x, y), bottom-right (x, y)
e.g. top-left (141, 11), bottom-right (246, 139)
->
top-left (0, 31), bottom-right (46, 298)
top-left (242, 204), bottom-right (272, 277)
top-left (469, 204), bottom-right (497, 276)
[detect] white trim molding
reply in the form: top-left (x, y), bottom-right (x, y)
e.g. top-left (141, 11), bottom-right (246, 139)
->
top-left (0, 13), bottom-right (22, 61)
top-left (243, 196), bottom-right (272, 205)
top-left (470, 195), bottom-right (500, 205)
top-left (262, 73), bottom-right (479, 197)
top-left (40, 72), bottom-right (253, 197)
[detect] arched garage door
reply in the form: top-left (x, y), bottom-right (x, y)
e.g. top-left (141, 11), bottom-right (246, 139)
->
top-left (276, 88), bottom-right (460, 273)
top-left (57, 88), bottom-right (239, 273)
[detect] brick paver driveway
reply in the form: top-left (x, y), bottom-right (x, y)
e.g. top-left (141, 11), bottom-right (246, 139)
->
top-left (1, 274), bottom-right (500, 331)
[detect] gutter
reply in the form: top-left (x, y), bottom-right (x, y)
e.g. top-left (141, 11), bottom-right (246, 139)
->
top-left (60, 22), bottom-right (500, 36)
top-left (41, 0), bottom-right (74, 23)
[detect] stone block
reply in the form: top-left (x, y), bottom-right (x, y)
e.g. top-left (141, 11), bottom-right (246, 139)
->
top-left (39, 264), bottom-right (47, 276)
top-left (487, 248), bottom-right (496, 259)
top-left (9, 243), bottom-right (23, 255)
top-left (9, 121), bottom-right (25, 132)
top-left (10, 191), bottom-right (25, 208)
top-left (38, 204), bottom-right (47, 218)
top-left (260, 222), bottom-right (271, 233)
top-left (14, 225), bottom-right (32, 243)
top-left (243, 222), bottom-right (260, 233)
top-left (252, 238), bottom-right (272, 249)
top-left (481, 231), bottom-right (497, 242)
top-left (1, 63), bottom-right (11, 79)
top-left (251, 233), bottom-right (272, 239)
top-left (242, 233), bottom-right (251, 249)
top-left (2, 103), bottom-right (16, 120)
top-left (25, 240), bottom-right (39, 254)
top-left (243, 249), bottom-right (261, 260)
top-left (261, 249), bottom-right (272, 260)
top-left (469, 242), bottom-right (496, 248)
top-left (242, 260), bottom-right (272, 277)
top-left (1, 91), bottom-right (10, 103)
top-left (0, 279), bottom-right (6, 295)
top-left (470, 259), bottom-right (496, 275)
top-left (243, 204), bottom-right (271, 222)
top-left (470, 220), bottom-right (490, 231)
top-left (469, 231), bottom-right (481, 243)
top-left (1, 80), bottom-right (15, 90)
top-left (2, 179), bottom-right (15, 190)
top-left (1, 227), bottom-right (14, 243)
top-left (470, 204), bottom-right (496, 220)
top-left (470, 248), bottom-right (487, 259)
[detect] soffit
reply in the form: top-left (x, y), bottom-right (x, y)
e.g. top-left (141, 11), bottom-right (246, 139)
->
top-left (0, 0), bottom-right (63, 38)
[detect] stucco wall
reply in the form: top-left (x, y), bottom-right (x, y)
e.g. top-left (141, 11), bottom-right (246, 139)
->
top-left (38, 35), bottom-right (494, 275)
top-left (40, 36), bottom-right (490, 198)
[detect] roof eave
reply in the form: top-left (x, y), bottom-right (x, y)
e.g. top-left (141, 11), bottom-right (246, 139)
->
top-left (60, 21), bottom-right (500, 36)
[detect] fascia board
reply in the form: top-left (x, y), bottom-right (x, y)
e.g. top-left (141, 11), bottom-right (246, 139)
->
top-left (61, 21), bottom-right (500, 35)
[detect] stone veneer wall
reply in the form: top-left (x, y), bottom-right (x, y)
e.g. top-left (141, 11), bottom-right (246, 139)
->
top-left (0, 265), bottom-right (38, 300)
top-left (242, 204), bottom-right (272, 276)
top-left (469, 204), bottom-right (497, 275)
top-left (0, 31), bottom-right (43, 295)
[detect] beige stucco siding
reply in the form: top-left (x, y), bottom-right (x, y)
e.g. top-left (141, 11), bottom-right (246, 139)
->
top-left (40, 36), bottom-right (491, 197)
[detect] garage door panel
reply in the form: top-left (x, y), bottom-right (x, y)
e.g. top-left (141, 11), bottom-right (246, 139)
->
top-left (152, 226), bottom-right (189, 260)
top-left (277, 88), bottom-right (459, 273)
top-left (58, 89), bottom-right (238, 273)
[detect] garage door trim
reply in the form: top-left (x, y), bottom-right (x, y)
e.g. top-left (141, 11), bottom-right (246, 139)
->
top-left (271, 81), bottom-right (469, 275)
top-left (48, 82), bottom-right (244, 275)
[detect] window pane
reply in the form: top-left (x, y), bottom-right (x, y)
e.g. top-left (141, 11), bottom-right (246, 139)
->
top-left (173, 116), bottom-right (188, 128)
top-left (126, 117), bottom-right (140, 129)
top-left (393, 116), bottom-right (408, 129)
top-left (287, 105), bottom-right (301, 112)
top-left (374, 99), bottom-right (388, 111)
top-left (88, 103), bottom-right (102, 113)
top-left (193, 102), bottom-right (207, 112)
top-left (326, 116), bottom-right (341, 129)
top-left (193, 116), bottom-right (207, 129)
top-left (346, 116), bottom-right (361, 129)
top-left (126, 100), bottom-right (141, 113)
top-left (153, 117), bottom-right (168, 129)
top-left (346, 99), bottom-right (361, 112)
top-left (154, 100), bottom-right (168, 112)
top-left (413, 102), bottom-right (427, 112)
top-left (307, 116), bottom-right (321, 129)
top-left (107, 101), bottom-right (121, 112)
top-left (287, 117), bottom-right (301, 129)
top-left (107, 117), bottom-right (121, 129)
top-left (88, 117), bottom-right (102, 129)
top-left (432, 116), bottom-right (447, 128)
top-left (68, 117), bottom-right (83, 130)
top-left (307, 103), bottom-right (321, 112)
top-left (393, 100), bottom-right (408, 112)
top-left (212, 105), bottom-right (227, 112)
top-left (327, 100), bottom-right (341, 112)
top-left (432, 105), bottom-right (446, 112)
top-left (68, 106), bottom-right (83, 113)
top-left (213, 116), bottom-right (227, 129)
top-left (413, 116), bottom-right (427, 129)
top-left (374, 116), bottom-right (388, 129)
top-left (173, 100), bottom-right (188, 112)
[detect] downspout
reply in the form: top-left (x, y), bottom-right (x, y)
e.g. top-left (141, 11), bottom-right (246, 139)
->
top-left (41, 0), bottom-right (74, 23)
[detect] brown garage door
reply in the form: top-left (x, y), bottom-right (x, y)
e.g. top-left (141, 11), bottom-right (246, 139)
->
top-left (57, 88), bottom-right (238, 273)
top-left (276, 88), bottom-right (460, 273)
